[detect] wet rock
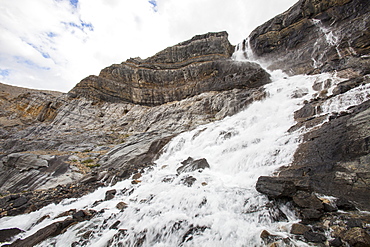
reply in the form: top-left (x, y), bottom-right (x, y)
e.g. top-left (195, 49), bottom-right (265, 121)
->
top-left (0, 228), bottom-right (23, 242)
top-left (106, 229), bottom-right (127, 247)
top-left (329, 237), bottom-right (343, 247)
top-left (332, 77), bottom-right (368, 96)
top-left (256, 176), bottom-right (297, 199)
top-left (265, 202), bottom-right (288, 222)
top-left (336, 198), bottom-right (357, 211)
top-left (55, 209), bottom-right (76, 219)
top-left (116, 202), bottom-right (128, 211)
top-left (323, 203), bottom-right (338, 212)
top-left (109, 221), bottom-right (121, 230)
top-left (104, 189), bottom-right (117, 201)
top-left (331, 225), bottom-right (347, 239)
top-left (260, 230), bottom-right (282, 245)
top-left (82, 230), bottom-right (93, 239)
top-left (290, 223), bottom-right (310, 235)
top-left (300, 208), bottom-right (323, 220)
top-left (248, 0), bottom-right (370, 75)
top-left (181, 176), bottom-right (197, 187)
top-left (7, 217), bottom-right (75, 247)
top-left (35, 215), bottom-right (50, 225)
top-left (343, 227), bottom-right (370, 247)
top-left (303, 231), bottom-right (327, 243)
top-left (181, 225), bottom-right (208, 243)
top-left (279, 100), bottom-right (370, 211)
top-left (294, 103), bottom-right (316, 120)
top-left (292, 191), bottom-right (323, 210)
top-left (177, 157), bottom-right (210, 174)
top-left (346, 219), bottom-right (363, 228)
top-left (72, 209), bottom-right (96, 221)
top-left (132, 173), bottom-right (142, 180)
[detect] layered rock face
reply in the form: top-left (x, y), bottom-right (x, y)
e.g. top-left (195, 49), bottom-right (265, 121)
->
top-left (0, 32), bottom-right (269, 216)
top-left (252, 0), bottom-right (370, 210)
top-left (250, 1), bottom-right (370, 245)
top-left (244, 0), bottom-right (370, 76)
top-left (69, 32), bottom-right (270, 105)
top-left (1, 1), bottom-right (369, 246)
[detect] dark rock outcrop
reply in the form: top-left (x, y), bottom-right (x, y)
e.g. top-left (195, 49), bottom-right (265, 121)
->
top-left (6, 210), bottom-right (96, 247)
top-left (0, 228), bottom-right (23, 243)
top-left (69, 32), bottom-right (270, 105)
top-left (244, 0), bottom-right (370, 76)
top-left (256, 176), bottom-right (297, 199)
top-left (177, 157), bottom-right (210, 174)
top-left (250, 1), bottom-right (370, 246)
top-left (279, 99), bottom-right (370, 211)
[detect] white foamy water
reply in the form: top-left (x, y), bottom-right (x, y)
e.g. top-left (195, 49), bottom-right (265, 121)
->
top-left (1, 60), bottom-right (369, 246)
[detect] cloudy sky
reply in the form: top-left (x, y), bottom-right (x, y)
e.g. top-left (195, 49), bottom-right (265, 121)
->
top-left (0, 0), bottom-right (297, 92)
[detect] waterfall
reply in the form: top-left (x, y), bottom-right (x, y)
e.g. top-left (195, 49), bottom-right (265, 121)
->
top-left (1, 55), bottom-right (369, 247)
top-left (231, 38), bottom-right (254, 62)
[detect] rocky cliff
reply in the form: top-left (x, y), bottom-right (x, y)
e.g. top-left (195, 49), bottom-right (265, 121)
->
top-left (249, 0), bottom-right (370, 208)
top-left (0, 32), bottom-right (269, 216)
top-left (244, 0), bottom-right (370, 76)
top-left (0, 0), bottom-right (370, 246)
top-left (249, 0), bottom-right (370, 245)
top-left (69, 32), bottom-right (269, 106)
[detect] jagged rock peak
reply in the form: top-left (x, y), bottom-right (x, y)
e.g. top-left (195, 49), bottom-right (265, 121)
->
top-left (69, 31), bottom-right (271, 106)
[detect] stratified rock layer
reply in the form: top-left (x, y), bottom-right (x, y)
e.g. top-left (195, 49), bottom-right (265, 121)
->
top-left (246, 0), bottom-right (370, 75)
top-left (69, 31), bottom-right (270, 105)
top-left (0, 31), bottom-right (270, 214)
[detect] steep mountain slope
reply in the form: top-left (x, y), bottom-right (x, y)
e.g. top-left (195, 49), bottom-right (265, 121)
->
top-left (0, 32), bottom-right (269, 216)
top-left (0, 0), bottom-right (369, 246)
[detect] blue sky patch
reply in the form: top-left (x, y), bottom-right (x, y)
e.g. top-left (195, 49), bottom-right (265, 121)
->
top-left (149, 0), bottom-right (158, 12)
top-left (70, 0), bottom-right (78, 8)
top-left (15, 57), bottom-right (50, 71)
top-left (47, 32), bottom-right (57, 38)
top-left (65, 20), bottom-right (94, 32)
top-left (26, 42), bottom-right (50, 59)
top-left (0, 69), bottom-right (10, 77)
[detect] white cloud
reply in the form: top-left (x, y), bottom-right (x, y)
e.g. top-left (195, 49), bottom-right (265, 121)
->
top-left (0, 0), bottom-right (297, 92)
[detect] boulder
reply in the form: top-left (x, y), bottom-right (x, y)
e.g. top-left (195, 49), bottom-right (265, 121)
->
top-left (181, 176), bottom-right (197, 187)
top-left (177, 157), bottom-right (210, 174)
top-left (303, 231), bottom-right (327, 243)
top-left (343, 227), bottom-right (370, 247)
top-left (329, 237), bottom-right (343, 247)
top-left (292, 191), bottom-right (323, 210)
top-left (290, 223), bottom-right (310, 235)
top-left (7, 218), bottom-right (75, 247)
top-left (104, 189), bottom-right (117, 201)
top-left (0, 228), bottom-right (23, 242)
top-left (116, 202), bottom-right (128, 211)
top-left (255, 176), bottom-right (297, 199)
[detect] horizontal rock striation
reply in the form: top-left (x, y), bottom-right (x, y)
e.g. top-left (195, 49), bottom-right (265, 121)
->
top-left (0, 31), bottom-right (268, 212)
top-left (69, 31), bottom-right (270, 105)
top-left (244, 0), bottom-right (370, 76)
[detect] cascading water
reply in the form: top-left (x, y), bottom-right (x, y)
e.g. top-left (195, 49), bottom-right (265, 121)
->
top-left (1, 50), bottom-right (369, 247)
top-left (232, 38), bottom-right (254, 61)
